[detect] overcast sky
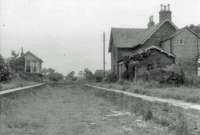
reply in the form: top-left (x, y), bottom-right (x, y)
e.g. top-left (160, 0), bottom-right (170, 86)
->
top-left (0, 0), bottom-right (200, 75)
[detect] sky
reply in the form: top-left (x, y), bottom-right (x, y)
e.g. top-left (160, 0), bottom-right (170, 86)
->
top-left (0, 0), bottom-right (200, 75)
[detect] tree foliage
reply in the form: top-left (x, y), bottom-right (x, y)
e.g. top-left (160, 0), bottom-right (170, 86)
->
top-left (9, 50), bottom-right (25, 72)
top-left (84, 68), bottom-right (94, 80)
top-left (48, 72), bottom-right (63, 82)
top-left (42, 68), bottom-right (63, 82)
top-left (0, 55), bottom-right (11, 82)
top-left (66, 71), bottom-right (75, 79)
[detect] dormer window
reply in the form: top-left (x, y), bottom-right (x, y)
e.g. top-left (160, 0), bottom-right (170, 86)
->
top-left (179, 39), bottom-right (184, 45)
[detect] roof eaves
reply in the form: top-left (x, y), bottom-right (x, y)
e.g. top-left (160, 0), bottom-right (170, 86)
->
top-left (140, 20), bottom-right (178, 45)
top-left (25, 51), bottom-right (43, 62)
top-left (131, 46), bottom-right (175, 58)
top-left (145, 46), bottom-right (175, 58)
top-left (163, 27), bottom-right (200, 42)
top-left (186, 27), bottom-right (200, 39)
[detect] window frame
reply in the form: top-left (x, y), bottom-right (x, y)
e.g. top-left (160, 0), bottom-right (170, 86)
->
top-left (179, 39), bottom-right (184, 45)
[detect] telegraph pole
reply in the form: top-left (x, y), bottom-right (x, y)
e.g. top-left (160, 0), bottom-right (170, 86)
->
top-left (103, 32), bottom-right (106, 78)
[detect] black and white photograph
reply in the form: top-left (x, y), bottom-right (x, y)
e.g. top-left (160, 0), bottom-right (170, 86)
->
top-left (0, 0), bottom-right (200, 134)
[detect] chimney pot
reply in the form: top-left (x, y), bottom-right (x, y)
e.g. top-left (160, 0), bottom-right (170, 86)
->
top-left (160, 4), bottom-right (163, 11)
top-left (164, 5), bottom-right (167, 11)
top-left (148, 15), bottom-right (155, 28)
top-left (159, 4), bottom-right (172, 23)
top-left (167, 4), bottom-right (170, 11)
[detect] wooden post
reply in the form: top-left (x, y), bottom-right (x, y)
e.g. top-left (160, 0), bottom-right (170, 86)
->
top-left (24, 59), bottom-right (26, 72)
top-left (103, 32), bottom-right (106, 78)
top-left (134, 66), bottom-right (137, 82)
top-left (0, 99), bottom-right (2, 132)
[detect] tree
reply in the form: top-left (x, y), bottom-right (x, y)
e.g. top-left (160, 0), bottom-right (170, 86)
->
top-left (84, 68), bottom-right (94, 80)
top-left (11, 50), bottom-right (19, 59)
top-left (48, 71), bottom-right (63, 82)
top-left (78, 70), bottom-right (84, 79)
top-left (94, 70), bottom-right (104, 82)
top-left (9, 50), bottom-right (25, 72)
top-left (41, 68), bottom-right (64, 82)
top-left (65, 71), bottom-right (77, 81)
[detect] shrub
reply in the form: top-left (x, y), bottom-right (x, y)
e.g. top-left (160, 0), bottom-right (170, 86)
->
top-left (0, 55), bottom-right (11, 82)
top-left (104, 72), bottom-right (117, 82)
top-left (19, 72), bottom-right (43, 82)
top-left (9, 51), bottom-right (25, 72)
top-left (154, 64), bottom-right (184, 85)
top-left (84, 68), bottom-right (94, 80)
top-left (48, 72), bottom-right (63, 82)
top-left (94, 70), bottom-right (104, 82)
top-left (65, 71), bottom-right (76, 81)
top-left (184, 75), bottom-right (200, 87)
top-left (174, 113), bottom-right (189, 135)
top-left (144, 109), bottom-right (153, 121)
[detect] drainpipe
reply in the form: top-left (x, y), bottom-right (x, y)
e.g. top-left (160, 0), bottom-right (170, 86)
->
top-left (197, 38), bottom-right (199, 75)
top-left (197, 38), bottom-right (199, 57)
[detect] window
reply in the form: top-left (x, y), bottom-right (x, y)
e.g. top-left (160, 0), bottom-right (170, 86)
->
top-left (147, 64), bottom-right (154, 71)
top-left (26, 61), bottom-right (31, 72)
top-left (198, 58), bottom-right (200, 76)
top-left (33, 62), bottom-right (37, 73)
top-left (179, 39), bottom-right (184, 45)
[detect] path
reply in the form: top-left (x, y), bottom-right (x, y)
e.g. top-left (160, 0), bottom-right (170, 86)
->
top-left (86, 84), bottom-right (200, 111)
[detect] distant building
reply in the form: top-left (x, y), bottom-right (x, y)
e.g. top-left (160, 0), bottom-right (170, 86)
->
top-left (24, 51), bottom-right (43, 73)
top-left (109, 4), bottom-right (200, 80)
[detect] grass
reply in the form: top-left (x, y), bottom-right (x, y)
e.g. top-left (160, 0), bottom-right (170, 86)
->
top-left (94, 80), bottom-right (200, 104)
top-left (0, 84), bottom-right (177, 135)
top-left (90, 83), bottom-right (200, 135)
top-left (0, 79), bottom-right (37, 91)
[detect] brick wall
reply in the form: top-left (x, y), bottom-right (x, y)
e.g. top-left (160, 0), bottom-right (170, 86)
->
top-left (143, 22), bottom-right (176, 48)
top-left (162, 29), bottom-right (200, 76)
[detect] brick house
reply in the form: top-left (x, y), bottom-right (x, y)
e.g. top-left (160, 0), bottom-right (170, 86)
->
top-left (109, 4), bottom-right (200, 80)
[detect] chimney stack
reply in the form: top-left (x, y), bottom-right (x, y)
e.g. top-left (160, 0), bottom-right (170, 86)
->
top-left (20, 47), bottom-right (24, 56)
top-left (148, 16), bottom-right (155, 28)
top-left (159, 4), bottom-right (172, 23)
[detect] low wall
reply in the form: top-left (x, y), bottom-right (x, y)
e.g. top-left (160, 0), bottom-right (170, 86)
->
top-left (85, 84), bottom-right (200, 135)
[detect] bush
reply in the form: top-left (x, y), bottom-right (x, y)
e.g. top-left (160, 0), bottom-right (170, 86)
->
top-left (84, 68), bottom-right (94, 80)
top-left (104, 72), bottom-right (117, 82)
top-left (144, 109), bottom-right (153, 121)
top-left (146, 64), bottom-right (185, 85)
top-left (94, 70), bottom-right (104, 82)
top-left (0, 55), bottom-right (11, 82)
top-left (19, 72), bottom-right (43, 82)
top-left (48, 72), bottom-right (63, 82)
top-left (9, 51), bottom-right (25, 72)
top-left (65, 71), bottom-right (76, 81)
top-left (184, 75), bottom-right (200, 87)
top-left (174, 113), bottom-right (189, 135)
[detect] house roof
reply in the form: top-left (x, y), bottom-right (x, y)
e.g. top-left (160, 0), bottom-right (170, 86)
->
top-left (163, 27), bottom-right (200, 41)
top-left (118, 46), bottom-right (175, 62)
top-left (24, 51), bottom-right (43, 62)
top-left (109, 19), bottom-right (178, 52)
top-left (110, 28), bottom-right (146, 49)
top-left (133, 46), bottom-right (175, 58)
